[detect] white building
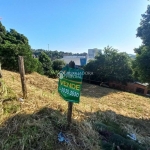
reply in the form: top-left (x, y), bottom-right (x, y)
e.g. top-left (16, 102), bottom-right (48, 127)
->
top-left (63, 56), bottom-right (86, 58)
top-left (60, 56), bottom-right (86, 66)
top-left (88, 48), bottom-right (101, 59)
top-left (60, 48), bottom-right (102, 66)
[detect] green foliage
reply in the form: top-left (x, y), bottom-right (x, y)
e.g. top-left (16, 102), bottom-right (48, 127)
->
top-left (38, 52), bottom-right (65, 78)
top-left (0, 22), bottom-right (6, 43)
top-left (32, 49), bottom-right (86, 78)
top-left (84, 46), bottom-right (133, 83)
top-left (133, 5), bottom-right (150, 83)
top-left (133, 46), bottom-right (150, 83)
top-left (32, 49), bottom-right (87, 60)
top-left (38, 52), bottom-right (54, 77)
top-left (36, 60), bottom-right (44, 75)
top-left (52, 59), bottom-right (65, 71)
top-left (0, 22), bottom-right (41, 73)
top-left (136, 5), bottom-right (150, 46)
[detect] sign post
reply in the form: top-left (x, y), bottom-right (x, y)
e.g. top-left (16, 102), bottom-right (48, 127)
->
top-left (67, 61), bottom-right (75, 126)
top-left (58, 61), bottom-right (84, 127)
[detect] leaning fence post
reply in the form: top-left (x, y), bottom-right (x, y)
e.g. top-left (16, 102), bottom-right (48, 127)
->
top-left (18, 56), bottom-right (27, 99)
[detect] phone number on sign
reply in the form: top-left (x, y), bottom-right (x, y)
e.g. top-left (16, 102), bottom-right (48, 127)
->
top-left (59, 87), bottom-right (79, 97)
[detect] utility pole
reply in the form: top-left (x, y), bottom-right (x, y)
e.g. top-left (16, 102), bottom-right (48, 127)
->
top-left (48, 44), bottom-right (49, 51)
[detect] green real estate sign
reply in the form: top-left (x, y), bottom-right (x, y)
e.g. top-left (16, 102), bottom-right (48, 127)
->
top-left (58, 65), bottom-right (84, 103)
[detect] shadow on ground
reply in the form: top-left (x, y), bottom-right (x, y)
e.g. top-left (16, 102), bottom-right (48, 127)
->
top-left (0, 107), bottom-right (71, 150)
top-left (0, 106), bottom-right (150, 150)
top-left (75, 108), bottom-right (150, 150)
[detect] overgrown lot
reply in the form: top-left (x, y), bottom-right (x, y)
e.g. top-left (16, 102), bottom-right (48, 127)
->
top-left (0, 70), bottom-right (150, 150)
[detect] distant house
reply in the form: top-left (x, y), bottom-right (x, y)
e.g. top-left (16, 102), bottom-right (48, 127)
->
top-left (109, 81), bottom-right (150, 95)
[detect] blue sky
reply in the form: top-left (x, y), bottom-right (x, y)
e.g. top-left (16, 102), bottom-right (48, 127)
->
top-left (0, 0), bottom-right (149, 54)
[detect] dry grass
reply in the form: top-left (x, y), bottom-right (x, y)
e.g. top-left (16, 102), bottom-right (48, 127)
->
top-left (0, 70), bottom-right (150, 150)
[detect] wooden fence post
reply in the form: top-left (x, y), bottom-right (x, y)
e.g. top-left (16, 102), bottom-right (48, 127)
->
top-left (18, 56), bottom-right (27, 99)
top-left (67, 61), bottom-right (75, 127)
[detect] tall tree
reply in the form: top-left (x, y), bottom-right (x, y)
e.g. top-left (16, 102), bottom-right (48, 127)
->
top-left (52, 59), bottom-right (65, 71)
top-left (0, 22), bottom-right (40, 73)
top-left (38, 52), bottom-right (53, 77)
top-left (137, 5), bottom-right (150, 46)
top-left (84, 46), bottom-right (133, 83)
top-left (133, 5), bottom-right (150, 83)
top-left (0, 22), bottom-right (6, 44)
top-left (133, 46), bottom-right (150, 83)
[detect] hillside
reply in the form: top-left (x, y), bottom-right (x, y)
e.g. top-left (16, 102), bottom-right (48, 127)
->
top-left (0, 70), bottom-right (150, 150)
